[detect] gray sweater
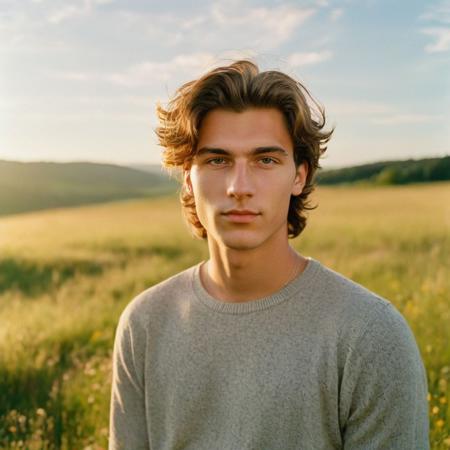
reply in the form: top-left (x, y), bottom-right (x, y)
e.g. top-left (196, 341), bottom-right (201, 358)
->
top-left (109, 257), bottom-right (429, 449)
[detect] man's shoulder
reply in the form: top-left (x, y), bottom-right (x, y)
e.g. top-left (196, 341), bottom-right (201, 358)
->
top-left (312, 259), bottom-right (391, 313)
top-left (310, 259), bottom-right (406, 343)
top-left (116, 263), bottom-right (198, 330)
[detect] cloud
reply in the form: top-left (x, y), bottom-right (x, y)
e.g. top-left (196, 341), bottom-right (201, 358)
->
top-left (287, 51), bottom-right (332, 67)
top-left (0, 0), bottom-right (108, 50)
top-left (420, 0), bottom-right (450, 24)
top-left (113, 3), bottom-right (317, 52)
top-left (326, 101), bottom-right (446, 126)
top-left (2, 1), bottom-right (321, 56)
top-left (56, 72), bottom-right (94, 82)
top-left (52, 52), bottom-right (224, 88)
top-left (371, 113), bottom-right (445, 125)
top-left (106, 53), bottom-right (218, 87)
top-left (421, 27), bottom-right (450, 52)
top-left (327, 100), bottom-right (394, 116)
top-left (47, 5), bottom-right (84, 24)
top-left (47, 0), bottom-right (113, 24)
top-left (53, 47), bottom-right (333, 90)
top-left (209, 3), bottom-right (315, 48)
top-left (1, 93), bottom-right (155, 123)
top-left (330, 8), bottom-right (343, 21)
top-left (420, 0), bottom-right (450, 52)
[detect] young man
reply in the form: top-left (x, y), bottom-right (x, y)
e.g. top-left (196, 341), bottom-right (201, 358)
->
top-left (109, 60), bottom-right (429, 449)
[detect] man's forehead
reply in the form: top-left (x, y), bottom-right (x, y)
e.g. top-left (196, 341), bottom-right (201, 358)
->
top-left (198, 107), bottom-right (288, 130)
top-left (195, 108), bottom-right (293, 155)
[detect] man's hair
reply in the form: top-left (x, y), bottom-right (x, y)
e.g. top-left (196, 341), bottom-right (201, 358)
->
top-left (156, 59), bottom-right (333, 239)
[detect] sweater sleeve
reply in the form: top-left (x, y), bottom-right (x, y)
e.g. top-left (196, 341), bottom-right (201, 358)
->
top-left (339, 303), bottom-right (429, 449)
top-left (109, 306), bottom-right (150, 450)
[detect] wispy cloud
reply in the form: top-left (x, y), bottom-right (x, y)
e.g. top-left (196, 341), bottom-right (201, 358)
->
top-left (1, 94), bottom-right (155, 122)
top-left (106, 53), bottom-right (218, 87)
top-left (118, 3), bottom-right (318, 51)
top-left (47, 0), bottom-right (113, 24)
top-left (209, 3), bottom-right (315, 48)
top-left (371, 113), bottom-right (446, 125)
top-left (327, 100), bottom-right (394, 116)
top-left (420, 0), bottom-right (450, 52)
top-left (53, 47), bottom-right (333, 89)
top-left (52, 52), bottom-right (221, 87)
top-left (47, 5), bottom-right (84, 24)
top-left (287, 51), bottom-right (332, 67)
top-left (329, 8), bottom-right (343, 21)
top-left (420, 0), bottom-right (450, 23)
top-left (1, 1), bottom-right (321, 56)
top-left (56, 72), bottom-right (93, 82)
top-left (421, 27), bottom-right (450, 52)
top-left (0, 1), bottom-right (95, 50)
top-left (327, 101), bottom-right (446, 126)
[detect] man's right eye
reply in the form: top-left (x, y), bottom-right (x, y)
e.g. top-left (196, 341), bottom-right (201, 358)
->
top-left (206, 157), bottom-right (227, 165)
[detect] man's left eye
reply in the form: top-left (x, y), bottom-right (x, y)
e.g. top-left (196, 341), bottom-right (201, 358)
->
top-left (259, 157), bottom-right (276, 164)
top-left (207, 157), bottom-right (227, 165)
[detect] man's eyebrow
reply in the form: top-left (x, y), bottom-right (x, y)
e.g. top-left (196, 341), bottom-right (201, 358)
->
top-left (195, 147), bottom-right (229, 157)
top-left (253, 146), bottom-right (289, 156)
top-left (195, 146), bottom-right (289, 157)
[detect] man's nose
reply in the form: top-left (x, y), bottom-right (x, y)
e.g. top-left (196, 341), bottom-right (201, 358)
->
top-left (226, 162), bottom-right (256, 199)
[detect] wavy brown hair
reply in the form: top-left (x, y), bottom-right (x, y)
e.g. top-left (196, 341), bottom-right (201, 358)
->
top-left (156, 60), bottom-right (333, 239)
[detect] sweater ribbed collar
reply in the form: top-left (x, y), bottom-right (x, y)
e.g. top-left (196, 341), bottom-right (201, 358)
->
top-left (191, 256), bottom-right (320, 314)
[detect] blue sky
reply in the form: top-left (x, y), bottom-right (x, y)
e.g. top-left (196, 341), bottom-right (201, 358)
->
top-left (1, 0), bottom-right (449, 169)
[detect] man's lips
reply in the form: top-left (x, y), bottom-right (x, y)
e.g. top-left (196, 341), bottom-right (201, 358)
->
top-left (223, 209), bottom-right (260, 215)
top-left (221, 209), bottom-right (261, 223)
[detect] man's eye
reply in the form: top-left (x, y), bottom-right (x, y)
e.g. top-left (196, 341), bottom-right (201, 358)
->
top-left (207, 157), bottom-right (227, 165)
top-left (259, 157), bottom-right (277, 165)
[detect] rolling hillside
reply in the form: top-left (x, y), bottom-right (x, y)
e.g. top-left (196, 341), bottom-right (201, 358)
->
top-left (1, 155), bottom-right (448, 218)
top-left (316, 155), bottom-right (450, 185)
top-left (0, 160), bottom-right (177, 217)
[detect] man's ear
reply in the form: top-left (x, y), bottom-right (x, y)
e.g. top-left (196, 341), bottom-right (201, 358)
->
top-left (184, 170), bottom-right (193, 194)
top-left (291, 162), bottom-right (308, 196)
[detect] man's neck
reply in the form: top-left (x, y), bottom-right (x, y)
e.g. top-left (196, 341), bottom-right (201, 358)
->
top-left (200, 237), bottom-right (308, 303)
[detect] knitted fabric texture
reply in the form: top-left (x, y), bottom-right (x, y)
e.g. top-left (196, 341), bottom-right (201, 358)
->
top-left (109, 257), bottom-right (429, 450)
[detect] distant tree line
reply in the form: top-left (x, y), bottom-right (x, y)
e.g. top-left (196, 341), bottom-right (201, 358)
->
top-left (316, 156), bottom-right (450, 186)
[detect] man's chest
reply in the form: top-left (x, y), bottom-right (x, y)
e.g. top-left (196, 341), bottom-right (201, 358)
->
top-left (144, 320), bottom-right (342, 449)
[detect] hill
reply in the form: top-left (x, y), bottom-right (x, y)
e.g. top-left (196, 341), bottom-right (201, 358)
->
top-left (2, 155), bottom-right (448, 217)
top-left (317, 156), bottom-right (450, 185)
top-left (0, 160), bottom-right (177, 217)
top-left (126, 163), bottom-right (164, 174)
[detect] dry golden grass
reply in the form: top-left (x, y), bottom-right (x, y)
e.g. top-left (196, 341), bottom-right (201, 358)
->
top-left (0, 182), bottom-right (449, 448)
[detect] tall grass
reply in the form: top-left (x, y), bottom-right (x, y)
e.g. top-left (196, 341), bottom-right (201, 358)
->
top-left (0, 183), bottom-right (449, 449)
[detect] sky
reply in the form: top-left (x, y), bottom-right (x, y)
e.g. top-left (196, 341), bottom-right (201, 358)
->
top-left (1, 0), bottom-right (449, 169)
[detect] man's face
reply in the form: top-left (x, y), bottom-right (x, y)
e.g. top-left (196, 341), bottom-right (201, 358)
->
top-left (185, 107), bottom-right (307, 251)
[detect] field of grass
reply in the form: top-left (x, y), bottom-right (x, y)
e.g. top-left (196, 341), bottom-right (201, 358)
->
top-left (0, 182), bottom-right (449, 449)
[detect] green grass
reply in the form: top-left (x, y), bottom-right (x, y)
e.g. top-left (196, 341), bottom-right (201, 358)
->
top-left (0, 183), bottom-right (449, 449)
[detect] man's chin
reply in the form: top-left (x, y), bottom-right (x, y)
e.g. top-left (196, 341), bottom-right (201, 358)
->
top-left (215, 232), bottom-right (263, 251)
top-left (224, 242), bottom-right (259, 251)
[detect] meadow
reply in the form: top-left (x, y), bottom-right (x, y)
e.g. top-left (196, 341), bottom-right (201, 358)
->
top-left (0, 182), bottom-right (449, 449)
